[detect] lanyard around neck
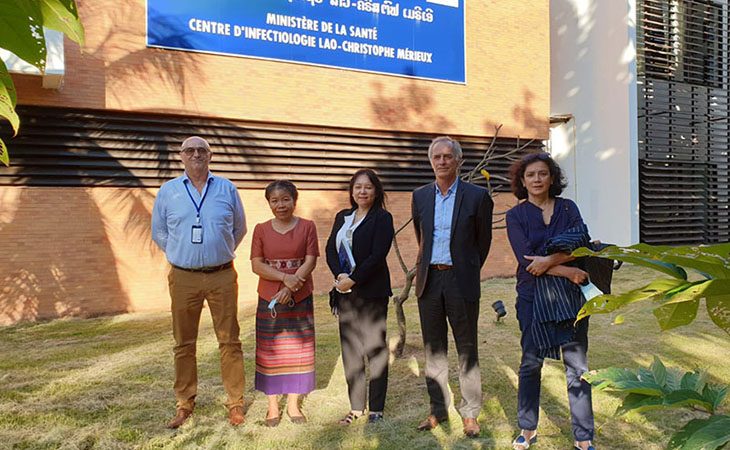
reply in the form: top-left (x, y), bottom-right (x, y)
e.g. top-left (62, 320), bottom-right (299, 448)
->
top-left (183, 178), bottom-right (211, 223)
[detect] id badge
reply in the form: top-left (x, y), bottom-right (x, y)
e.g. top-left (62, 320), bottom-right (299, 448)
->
top-left (191, 224), bottom-right (203, 244)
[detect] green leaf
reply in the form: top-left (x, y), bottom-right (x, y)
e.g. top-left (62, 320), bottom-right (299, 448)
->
top-left (654, 298), bottom-right (699, 331)
top-left (662, 244), bottom-right (730, 280)
top-left (582, 367), bottom-right (665, 396)
top-left (702, 384), bottom-right (728, 412)
top-left (0, 138), bottom-right (8, 166)
top-left (664, 280), bottom-right (730, 305)
top-left (616, 393), bottom-right (664, 415)
top-left (0, 0), bottom-right (47, 71)
top-left (681, 370), bottom-right (708, 393)
top-left (650, 356), bottom-right (667, 388)
top-left (39, 0), bottom-right (85, 45)
top-left (706, 295), bottom-right (730, 336)
top-left (664, 389), bottom-right (713, 411)
top-left (0, 58), bottom-right (17, 106)
top-left (573, 244), bottom-right (688, 279)
top-left (668, 415), bottom-right (730, 450)
top-left (666, 367), bottom-right (684, 392)
top-left (0, 59), bottom-right (19, 136)
top-left (577, 278), bottom-right (688, 322)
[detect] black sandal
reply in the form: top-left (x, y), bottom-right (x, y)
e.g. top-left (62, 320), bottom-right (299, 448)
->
top-left (367, 412), bottom-right (384, 423)
top-left (339, 411), bottom-right (362, 424)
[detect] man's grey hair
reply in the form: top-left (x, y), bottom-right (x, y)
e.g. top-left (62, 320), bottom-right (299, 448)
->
top-left (428, 136), bottom-right (463, 161)
top-left (181, 136), bottom-right (211, 150)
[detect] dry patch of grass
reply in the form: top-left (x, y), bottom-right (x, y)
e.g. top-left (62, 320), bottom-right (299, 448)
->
top-left (0, 265), bottom-right (728, 449)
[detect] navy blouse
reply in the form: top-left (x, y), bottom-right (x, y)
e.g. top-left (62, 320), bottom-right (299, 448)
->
top-left (505, 197), bottom-right (585, 303)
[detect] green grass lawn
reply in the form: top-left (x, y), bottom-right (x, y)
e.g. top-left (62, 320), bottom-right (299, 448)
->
top-left (1, 265), bottom-right (728, 449)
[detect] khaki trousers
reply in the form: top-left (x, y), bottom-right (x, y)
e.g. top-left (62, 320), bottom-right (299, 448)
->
top-left (168, 265), bottom-right (245, 411)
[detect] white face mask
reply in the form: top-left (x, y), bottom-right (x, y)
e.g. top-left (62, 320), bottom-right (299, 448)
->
top-left (580, 280), bottom-right (604, 301)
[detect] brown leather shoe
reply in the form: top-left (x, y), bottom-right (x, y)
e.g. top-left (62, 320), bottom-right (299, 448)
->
top-left (229, 406), bottom-right (245, 426)
top-left (166, 408), bottom-right (192, 429)
top-left (416, 414), bottom-right (448, 431)
top-left (463, 418), bottom-right (480, 438)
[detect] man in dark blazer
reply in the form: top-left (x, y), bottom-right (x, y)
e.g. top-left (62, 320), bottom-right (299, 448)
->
top-left (412, 136), bottom-right (493, 438)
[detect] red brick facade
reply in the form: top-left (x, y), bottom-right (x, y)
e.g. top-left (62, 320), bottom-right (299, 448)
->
top-left (1, 0), bottom-right (548, 323)
top-left (0, 187), bottom-right (519, 325)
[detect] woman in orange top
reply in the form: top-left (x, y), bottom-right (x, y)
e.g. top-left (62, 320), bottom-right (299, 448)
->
top-left (251, 180), bottom-right (319, 427)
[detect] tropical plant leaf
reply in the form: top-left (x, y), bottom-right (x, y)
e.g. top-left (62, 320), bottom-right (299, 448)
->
top-left (573, 244), bottom-right (688, 279)
top-left (0, 58), bottom-right (17, 107)
top-left (0, 59), bottom-right (19, 137)
top-left (663, 280), bottom-right (730, 305)
top-left (39, 0), bottom-right (85, 45)
top-left (666, 367), bottom-right (684, 392)
top-left (650, 356), bottom-right (667, 388)
top-left (0, 138), bottom-right (8, 166)
top-left (702, 384), bottom-right (729, 412)
top-left (681, 370), bottom-right (708, 393)
top-left (706, 295), bottom-right (730, 336)
top-left (0, 0), bottom-right (47, 70)
top-left (582, 367), bottom-right (665, 396)
top-left (616, 393), bottom-right (664, 415)
top-left (661, 244), bottom-right (730, 280)
top-left (664, 389), bottom-right (713, 411)
top-left (654, 298), bottom-right (699, 331)
top-left (667, 415), bottom-right (730, 450)
top-left (577, 278), bottom-right (688, 322)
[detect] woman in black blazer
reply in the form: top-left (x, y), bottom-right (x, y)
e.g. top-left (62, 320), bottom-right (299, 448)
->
top-left (325, 168), bottom-right (394, 424)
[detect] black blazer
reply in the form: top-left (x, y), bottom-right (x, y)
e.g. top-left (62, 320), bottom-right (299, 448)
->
top-left (325, 207), bottom-right (395, 299)
top-left (412, 180), bottom-right (494, 301)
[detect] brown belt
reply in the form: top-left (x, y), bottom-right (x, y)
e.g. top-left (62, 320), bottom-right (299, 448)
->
top-left (429, 264), bottom-right (453, 271)
top-left (172, 261), bottom-right (233, 273)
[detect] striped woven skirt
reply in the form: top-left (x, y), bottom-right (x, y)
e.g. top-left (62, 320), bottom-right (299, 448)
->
top-left (255, 295), bottom-right (316, 395)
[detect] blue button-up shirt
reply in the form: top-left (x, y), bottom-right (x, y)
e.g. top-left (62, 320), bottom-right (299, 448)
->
top-left (151, 172), bottom-right (246, 269)
top-left (430, 178), bottom-right (458, 265)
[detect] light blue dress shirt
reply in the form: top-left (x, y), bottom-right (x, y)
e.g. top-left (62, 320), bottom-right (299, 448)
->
top-left (151, 172), bottom-right (246, 269)
top-left (430, 178), bottom-right (458, 265)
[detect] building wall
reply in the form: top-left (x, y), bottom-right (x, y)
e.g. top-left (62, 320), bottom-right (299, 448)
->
top-left (2, 0), bottom-right (548, 324)
top-left (11, 0), bottom-right (551, 139)
top-left (549, 0), bottom-right (639, 245)
top-left (0, 187), bottom-right (518, 325)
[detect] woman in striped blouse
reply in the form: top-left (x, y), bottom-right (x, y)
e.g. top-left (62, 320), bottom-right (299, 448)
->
top-left (506, 152), bottom-right (596, 450)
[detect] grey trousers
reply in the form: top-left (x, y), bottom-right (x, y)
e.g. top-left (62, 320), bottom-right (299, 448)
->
top-left (417, 268), bottom-right (482, 419)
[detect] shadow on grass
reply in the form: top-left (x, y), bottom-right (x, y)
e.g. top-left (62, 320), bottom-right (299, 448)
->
top-left (1, 266), bottom-right (729, 449)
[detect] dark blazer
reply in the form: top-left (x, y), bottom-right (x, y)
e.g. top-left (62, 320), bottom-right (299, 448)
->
top-left (326, 207), bottom-right (395, 299)
top-left (412, 180), bottom-right (494, 301)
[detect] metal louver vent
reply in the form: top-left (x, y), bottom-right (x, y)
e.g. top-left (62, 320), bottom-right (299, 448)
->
top-left (637, 0), bottom-right (730, 244)
top-left (0, 106), bottom-right (541, 191)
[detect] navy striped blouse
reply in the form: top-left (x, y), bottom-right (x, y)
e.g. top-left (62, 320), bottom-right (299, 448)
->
top-left (506, 197), bottom-right (590, 359)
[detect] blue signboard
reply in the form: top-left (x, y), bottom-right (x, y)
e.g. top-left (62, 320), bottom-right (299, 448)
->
top-left (147, 0), bottom-right (465, 83)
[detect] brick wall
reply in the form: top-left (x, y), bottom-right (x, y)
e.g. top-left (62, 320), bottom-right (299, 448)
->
top-left (0, 186), bottom-right (518, 325)
top-left (11, 0), bottom-right (550, 140)
top-left (2, 0), bottom-right (546, 324)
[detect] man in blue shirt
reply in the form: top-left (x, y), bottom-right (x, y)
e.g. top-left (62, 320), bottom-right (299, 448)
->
top-left (152, 136), bottom-right (247, 428)
top-left (411, 136), bottom-right (493, 438)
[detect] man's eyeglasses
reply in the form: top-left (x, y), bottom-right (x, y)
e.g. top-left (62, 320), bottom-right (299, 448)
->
top-left (181, 147), bottom-right (210, 156)
top-left (522, 152), bottom-right (551, 163)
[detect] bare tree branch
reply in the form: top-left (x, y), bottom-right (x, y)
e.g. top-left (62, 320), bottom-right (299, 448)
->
top-left (389, 124), bottom-right (533, 357)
